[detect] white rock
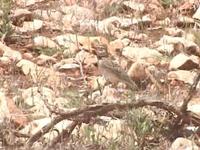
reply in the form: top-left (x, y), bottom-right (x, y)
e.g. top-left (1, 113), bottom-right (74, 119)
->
top-left (0, 41), bottom-right (22, 61)
top-left (18, 19), bottom-right (43, 32)
top-left (168, 70), bottom-right (197, 85)
top-left (170, 137), bottom-right (199, 150)
top-left (19, 117), bottom-right (72, 141)
top-left (33, 36), bottom-right (60, 49)
top-left (122, 46), bottom-right (162, 61)
top-left (75, 50), bottom-right (98, 65)
top-left (0, 57), bottom-right (11, 65)
top-left (169, 53), bottom-right (199, 70)
top-left (0, 90), bottom-right (10, 120)
top-left (34, 9), bottom-right (62, 21)
top-left (123, 1), bottom-right (145, 12)
top-left (156, 44), bottom-right (174, 55)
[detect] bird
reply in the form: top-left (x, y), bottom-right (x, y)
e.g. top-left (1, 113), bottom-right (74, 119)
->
top-left (92, 40), bottom-right (138, 91)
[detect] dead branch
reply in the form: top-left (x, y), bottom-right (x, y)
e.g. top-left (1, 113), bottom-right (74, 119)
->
top-left (27, 72), bottom-right (200, 148)
top-left (145, 67), bottom-right (165, 94)
top-left (27, 99), bottom-right (184, 147)
top-left (180, 73), bottom-right (200, 113)
top-left (47, 121), bottom-right (79, 149)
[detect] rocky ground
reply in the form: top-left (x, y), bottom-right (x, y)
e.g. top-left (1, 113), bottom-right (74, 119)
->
top-left (0, 0), bottom-right (200, 149)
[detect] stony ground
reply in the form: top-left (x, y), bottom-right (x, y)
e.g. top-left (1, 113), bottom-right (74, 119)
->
top-left (0, 0), bottom-right (200, 149)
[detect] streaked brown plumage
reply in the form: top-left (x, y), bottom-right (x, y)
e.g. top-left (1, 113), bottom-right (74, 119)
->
top-left (92, 39), bottom-right (138, 90)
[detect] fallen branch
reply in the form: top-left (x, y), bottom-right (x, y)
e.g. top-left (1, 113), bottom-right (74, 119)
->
top-left (26, 71), bottom-right (200, 147)
top-left (27, 99), bottom-right (184, 147)
top-left (181, 73), bottom-right (200, 113)
top-left (47, 121), bottom-right (79, 149)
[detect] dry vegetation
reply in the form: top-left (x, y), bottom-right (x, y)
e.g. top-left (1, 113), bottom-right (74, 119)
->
top-left (0, 0), bottom-right (200, 149)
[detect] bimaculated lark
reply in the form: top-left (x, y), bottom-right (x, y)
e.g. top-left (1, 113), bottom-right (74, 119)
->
top-left (92, 40), bottom-right (138, 90)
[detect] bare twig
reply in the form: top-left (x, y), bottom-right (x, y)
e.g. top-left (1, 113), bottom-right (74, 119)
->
top-left (47, 121), bottom-right (79, 148)
top-left (180, 73), bottom-right (200, 113)
top-left (145, 68), bottom-right (165, 93)
top-left (74, 58), bottom-right (87, 84)
top-left (26, 116), bottom-right (64, 148)
top-left (28, 94), bottom-right (200, 148)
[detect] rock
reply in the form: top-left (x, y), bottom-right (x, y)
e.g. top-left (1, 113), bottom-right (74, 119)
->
top-left (101, 86), bottom-right (121, 103)
top-left (89, 76), bottom-right (106, 90)
top-left (12, 9), bottom-right (32, 26)
top-left (0, 90), bottom-right (28, 126)
top-left (15, 19), bottom-right (43, 32)
top-left (15, 0), bottom-right (45, 6)
top-left (155, 35), bottom-right (197, 49)
top-left (128, 61), bottom-right (147, 81)
top-left (0, 42), bottom-right (22, 61)
top-left (19, 117), bottom-right (72, 141)
top-left (156, 44), bottom-right (174, 55)
top-left (188, 97), bottom-right (200, 115)
top-left (0, 90), bottom-right (10, 120)
top-left (54, 58), bottom-right (75, 69)
top-left (167, 70), bottom-right (197, 85)
top-left (108, 39), bottom-right (124, 56)
top-left (176, 16), bottom-right (195, 27)
top-left (169, 53), bottom-right (199, 70)
top-left (81, 119), bottom-right (124, 141)
top-left (23, 52), bottom-right (33, 60)
top-left (59, 63), bottom-right (80, 71)
top-left (122, 46), bottom-right (162, 63)
top-left (193, 5), bottom-right (200, 23)
top-left (165, 27), bottom-right (184, 37)
top-left (63, 45), bottom-right (79, 57)
top-left (123, 1), bottom-right (145, 13)
top-left (21, 87), bottom-right (55, 116)
top-left (34, 9), bottom-right (62, 22)
top-left (117, 16), bottom-right (151, 29)
top-left (75, 50), bottom-right (98, 66)
top-left (0, 57), bottom-right (11, 65)
top-left (61, 4), bottom-right (95, 21)
top-left (170, 137), bottom-right (199, 150)
top-left (33, 36), bottom-right (60, 49)
top-left (16, 59), bottom-right (38, 76)
top-left (35, 54), bottom-right (57, 65)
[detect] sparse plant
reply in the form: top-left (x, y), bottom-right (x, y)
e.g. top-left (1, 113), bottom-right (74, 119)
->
top-left (160, 0), bottom-right (174, 8)
top-left (33, 47), bottom-right (64, 56)
top-left (0, 0), bottom-right (13, 41)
